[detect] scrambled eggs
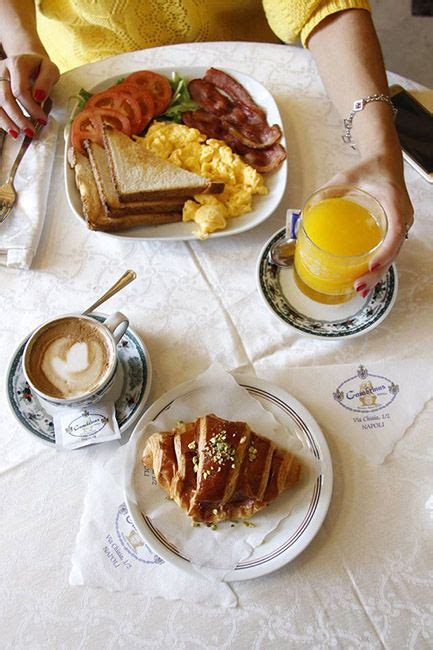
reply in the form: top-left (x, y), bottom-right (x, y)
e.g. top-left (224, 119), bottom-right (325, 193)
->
top-left (138, 122), bottom-right (268, 238)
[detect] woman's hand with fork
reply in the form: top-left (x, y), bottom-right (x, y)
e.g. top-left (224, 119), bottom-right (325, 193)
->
top-left (0, 52), bottom-right (59, 139)
top-left (0, 97), bottom-right (52, 223)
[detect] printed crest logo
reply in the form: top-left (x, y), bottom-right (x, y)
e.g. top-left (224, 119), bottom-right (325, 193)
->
top-left (333, 364), bottom-right (399, 413)
top-left (65, 411), bottom-right (109, 438)
top-left (115, 503), bottom-right (163, 565)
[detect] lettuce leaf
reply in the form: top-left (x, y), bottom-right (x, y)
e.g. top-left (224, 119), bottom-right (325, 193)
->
top-left (159, 72), bottom-right (199, 123)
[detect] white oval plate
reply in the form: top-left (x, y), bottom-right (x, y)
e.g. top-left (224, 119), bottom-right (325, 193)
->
top-left (123, 373), bottom-right (332, 582)
top-left (64, 65), bottom-right (287, 241)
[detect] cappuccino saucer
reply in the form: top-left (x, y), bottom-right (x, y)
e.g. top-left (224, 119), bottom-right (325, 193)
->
top-left (257, 227), bottom-right (398, 340)
top-left (6, 313), bottom-right (152, 446)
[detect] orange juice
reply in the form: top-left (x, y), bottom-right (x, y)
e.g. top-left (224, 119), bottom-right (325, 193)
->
top-left (294, 191), bottom-right (386, 304)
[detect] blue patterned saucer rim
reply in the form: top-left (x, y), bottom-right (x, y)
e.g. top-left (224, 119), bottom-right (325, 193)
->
top-left (257, 227), bottom-right (398, 339)
top-left (6, 313), bottom-right (152, 447)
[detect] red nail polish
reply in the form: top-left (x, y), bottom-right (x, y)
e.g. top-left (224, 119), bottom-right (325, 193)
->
top-left (38, 118), bottom-right (47, 126)
top-left (370, 263), bottom-right (381, 272)
top-left (8, 129), bottom-right (18, 139)
top-left (356, 283), bottom-right (367, 292)
top-left (34, 89), bottom-right (46, 102)
top-left (24, 128), bottom-right (35, 138)
top-left (362, 289), bottom-right (369, 299)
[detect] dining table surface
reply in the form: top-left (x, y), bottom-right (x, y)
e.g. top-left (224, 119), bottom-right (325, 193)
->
top-left (1, 41), bottom-right (432, 649)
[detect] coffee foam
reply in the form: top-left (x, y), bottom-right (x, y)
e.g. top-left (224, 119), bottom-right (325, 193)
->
top-left (26, 318), bottom-right (113, 399)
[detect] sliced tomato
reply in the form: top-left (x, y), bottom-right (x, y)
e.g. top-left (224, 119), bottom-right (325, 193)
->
top-left (116, 82), bottom-right (155, 131)
top-left (124, 71), bottom-right (172, 115)
top-left (71, 108), bottom-right (131, 154)
top-left (86, 90), bottom-right (142, 133)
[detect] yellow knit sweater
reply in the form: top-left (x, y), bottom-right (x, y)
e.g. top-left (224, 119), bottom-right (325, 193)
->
top-left (36, 0), bottom-right (371, 73)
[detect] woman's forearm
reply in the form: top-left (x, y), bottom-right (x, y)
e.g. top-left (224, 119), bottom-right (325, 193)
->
top-left (307, 8), bottom-right (413, 290)
top-left (0, 0), bottom-right (46, 56)
top-left (307, 9), bottom-right (402, 166)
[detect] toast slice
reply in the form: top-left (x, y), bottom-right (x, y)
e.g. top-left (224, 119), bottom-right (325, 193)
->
top-left (103, 126), bottom-right (224, 202)
top-left (85, 141), bottom-right (186, 217)
top-left (68, 148), bottom-right (182, 232)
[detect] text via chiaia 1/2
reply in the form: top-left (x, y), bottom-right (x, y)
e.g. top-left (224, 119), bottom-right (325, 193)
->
top-left (103, 534), bottom-right (132, 570)
top-left (352, 413), bottom-right (390, 428)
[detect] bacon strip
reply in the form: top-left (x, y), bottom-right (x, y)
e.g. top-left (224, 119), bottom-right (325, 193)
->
top-left (237, 143), bottom-right (287, 174)
top-left (223, 103), bottom-right (265, 127)
top-left (204, 68), bottom-right (268, 129)
top-left (182, 109), bottom-right (227, 140)
top-left (225, 121), bottom-right (282, 150)
top-left (188, 79), bottom-right (264, 128)
top-left (188, 79), bottom-right (232, 116)
top-left (204, 67), bottom-right (265, 116)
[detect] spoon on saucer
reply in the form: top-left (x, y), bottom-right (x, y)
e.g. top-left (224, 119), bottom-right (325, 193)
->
top-left (83, 269), bottom-right (137, 315)
top-left (268, 210), bottom-right (300, 267)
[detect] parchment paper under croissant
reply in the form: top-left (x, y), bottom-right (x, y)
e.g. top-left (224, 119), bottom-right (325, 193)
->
top-left (142, 413), bottom-right (302, 524)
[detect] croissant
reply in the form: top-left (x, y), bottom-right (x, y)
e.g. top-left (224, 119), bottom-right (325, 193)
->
top-left (142, 413), bottom-right (302, 523)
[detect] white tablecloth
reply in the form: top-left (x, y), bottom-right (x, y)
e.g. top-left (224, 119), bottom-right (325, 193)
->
top-left (1, 42), bottom-right (432, 649)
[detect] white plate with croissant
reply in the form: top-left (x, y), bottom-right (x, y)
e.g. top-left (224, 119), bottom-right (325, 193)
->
top-left (124, 369), bottom-right (332, 582)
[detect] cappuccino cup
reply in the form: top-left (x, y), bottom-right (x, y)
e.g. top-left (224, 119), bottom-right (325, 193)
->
top-left (23, 312), bottom-right (129, 408)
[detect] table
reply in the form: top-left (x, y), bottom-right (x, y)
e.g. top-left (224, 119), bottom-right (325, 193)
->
top-left (1, 42), bottom-right (432, 649)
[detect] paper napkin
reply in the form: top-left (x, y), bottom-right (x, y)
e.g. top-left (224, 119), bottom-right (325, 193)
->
top-left (255, 358), bottom-right (433, 464)
top-left (0, 118), bottom-right (59, 269)
top-left (54, 402), bottom-right (121, 450)
top-left (69, 443), bottom-right (237, 608)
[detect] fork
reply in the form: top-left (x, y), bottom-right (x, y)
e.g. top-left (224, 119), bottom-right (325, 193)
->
top-left (0, 98), bottom-right (52, 224)
top-left (0, 129), bottom-right (6, 161)
top-left (0, 47), bottom-right (6, 163)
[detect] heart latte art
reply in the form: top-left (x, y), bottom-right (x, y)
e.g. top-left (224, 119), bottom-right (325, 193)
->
top-left (26, 318), bottom-right (113, 399)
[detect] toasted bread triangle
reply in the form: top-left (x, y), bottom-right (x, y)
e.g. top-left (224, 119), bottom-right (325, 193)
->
top-left (102, 126), bottom-right (224, 202)
top-left (85, 140), bottom-right (185, 216)
top-left (68, 147), bottom-right (182, 232)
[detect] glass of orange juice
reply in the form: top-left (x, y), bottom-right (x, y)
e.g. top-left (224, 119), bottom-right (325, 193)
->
top-left (294, 186), bottom-right (387, 304)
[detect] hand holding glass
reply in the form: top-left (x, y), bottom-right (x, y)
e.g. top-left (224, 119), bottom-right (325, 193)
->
top-left (293, 186), bottom-right (387, 304)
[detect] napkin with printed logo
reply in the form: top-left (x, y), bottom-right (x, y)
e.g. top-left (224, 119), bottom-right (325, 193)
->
top-left (0, 117), bottom-right (59, 269)
top-left (255, 359), bottom-right (433, 464)
top-left (69, 443), bottom-right (237, 608)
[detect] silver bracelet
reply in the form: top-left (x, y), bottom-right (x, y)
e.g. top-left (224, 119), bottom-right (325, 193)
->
top-left (342, 94), bottom-right (397, 146)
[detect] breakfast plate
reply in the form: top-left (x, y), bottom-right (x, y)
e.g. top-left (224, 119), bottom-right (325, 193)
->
top-left (257, 226), bottom-right (398, 339)
top-left (64, 66), bottom-right (287, 241)
top-left (123, 373), bottom-right (332, 582)
top-left (6, 313), bottom-right (151, 446)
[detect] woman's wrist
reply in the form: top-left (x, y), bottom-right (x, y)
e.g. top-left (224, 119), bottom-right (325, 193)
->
top-left (3, 36), bottom-right (47, 58)
top-left (346, 105), bottom-right (406, 184)
top-left (352, 102), bottom-right (402, 163)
